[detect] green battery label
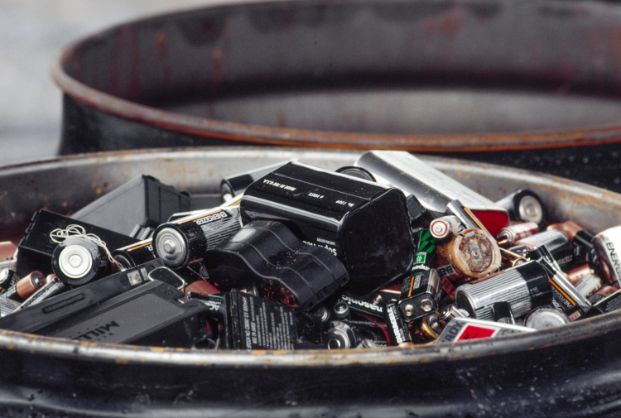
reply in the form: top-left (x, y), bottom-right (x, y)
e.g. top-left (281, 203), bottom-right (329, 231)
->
top-left (414, 229), bottom-right (436, 267)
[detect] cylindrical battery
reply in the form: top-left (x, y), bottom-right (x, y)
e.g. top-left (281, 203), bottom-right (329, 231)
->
top-left (524, 307), bottom-right (569, 329)
top-left (537, 254), bottom-right (592, 316)
top-left (567, 264), bottom-right (594, 286)
top-left (455, 261), bottom-right (552, 320)
top-left (436, 228), bottom-right (501, 278)
top-left (430, 216), bottom-right (462, 240)
top-left (497, 222), bottom-right (538, 245)
top-left (113, 239), bottom-right (155, 268)
top-left (512, 229), bottom-right (575, 269)
top-left (0, 297), bottom-right (19, 317)
top-left (15, 271), bottom-right (46, 300)
top-left (0, 242), bottom-right (16, 261)
top-left (183, 279), bottom-right (220, 298)
top-left (51, 236), bottom-right (111, 286)
top-left (548, 220), bottom-right (596, 265)
top-left (495, 189), bottom-right (547, 226)
top-left (17, 276), bottom-right (66, 310)
top-left (0, 268), bottom-right (17, 291)
top-left (153, 206), bottom-right (242, 269)
top-left (574, 273), bottom-right (603, 298)
top-left (593, 225), bottom-right (621, 286)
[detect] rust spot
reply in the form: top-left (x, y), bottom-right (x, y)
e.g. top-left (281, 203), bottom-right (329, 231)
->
top-left (211, 47), bottom-right (222, 91)
top-left (155, 31), bottom-right (167, 46)
top-left (277, 112), bottom-right (288, 127)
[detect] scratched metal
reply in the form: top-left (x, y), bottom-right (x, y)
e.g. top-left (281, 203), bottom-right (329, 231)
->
top-left (52, 0), bottom-right (621, 191)
top-left (0, 148), bottom-right (619, 416)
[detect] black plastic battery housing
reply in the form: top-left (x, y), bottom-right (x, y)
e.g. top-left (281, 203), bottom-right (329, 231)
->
top-left (240, 162), bottom-right (414, 295)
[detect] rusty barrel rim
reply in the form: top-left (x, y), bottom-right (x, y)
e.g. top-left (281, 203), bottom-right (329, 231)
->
top-left (51, 0), bottom-right (621, 153)
top-left (1, 147), bottom-right (620, 367)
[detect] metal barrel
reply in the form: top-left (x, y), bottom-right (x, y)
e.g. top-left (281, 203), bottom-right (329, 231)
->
top-left (0, 148), bottom-right (621, 416)
top-left (53, 0), bottom-right (621, 190)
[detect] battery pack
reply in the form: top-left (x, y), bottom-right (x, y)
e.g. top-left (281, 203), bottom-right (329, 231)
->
top-left (72, 175), bottom-right (191, 240)
top-left (205, 221), bottom-right (348, 310)
top-left (0, 259), bottom-right (163, 333)
top-left (222, 290), bottom-right (299, 350)
top-left (240, 162), bottom-right (414, 294)
top-left (42, 280), bottom-right (207, 347)
top-left (16, 210), bottom-right (137, 276)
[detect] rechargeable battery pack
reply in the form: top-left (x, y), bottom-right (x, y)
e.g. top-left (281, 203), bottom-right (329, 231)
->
top-left (42, 280), bottom-right (208, 347)
top-left (222, 290), bottom-right (300, 350)
top-left (240, 162), bottom-right (414, 295)
top-left (205, 221), bottom-right (349, 310)
top-left (0, 259), bottom-right (164, 333)
top-left (72, 175), bottom-right (191, 239)
top-left (16, 210), bottom-right (137, 276)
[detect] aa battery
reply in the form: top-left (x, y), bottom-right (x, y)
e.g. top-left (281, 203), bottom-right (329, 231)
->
top-left (574, 273), bottom-right (603, 298)
top-left (0, 298), bottom-right (19, 317)
top-left (51, 236), bottom-right (111, 286)
top-left (436, 228), bottom-right (501, 279)
top-left (538, 254), bottom-right (592, 317)
top-left (512, 229), bottom-right (575, 270)
top-left (2, 271), bottom-right (45, 301)
top-left (445, 199), bottom-right (489, 232)
top-left (592, 225), bottom-right (621, 286)
top-left (455, 261), bottom-right (551, 320)
top-left (495, 189), bottom-right (547, 226)
top-left (430, 216), bottom-right (462, 240)
top-left (497, 222), bottom-right (539, 245)
top-left (17, 276), bottom-right (66, 310)
top-left (15, 271), bottom-right (46, 299)
top-left (153, 206), bottom-right (242, 269)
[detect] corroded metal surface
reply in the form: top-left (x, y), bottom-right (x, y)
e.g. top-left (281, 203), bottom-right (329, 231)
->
top-left (1, 148), bottom-right (621, 416)
top-left (0, 147), bottom-right (619, 364)
top-left (52, 0), bottom-right (621, 151)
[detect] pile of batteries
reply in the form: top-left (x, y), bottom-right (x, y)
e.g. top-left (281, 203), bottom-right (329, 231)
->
top-left (0, 151), bottom-right (619, 350)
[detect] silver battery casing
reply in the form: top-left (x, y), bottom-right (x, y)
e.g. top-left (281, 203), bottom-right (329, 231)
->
top-left (455, 261), bottom-right (550, 320)
top-left (593, 225), bottom-right (621, 286)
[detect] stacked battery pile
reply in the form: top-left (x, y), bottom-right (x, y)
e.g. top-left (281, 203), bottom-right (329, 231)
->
top-left (0, 151), bottom-right (619, 349)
